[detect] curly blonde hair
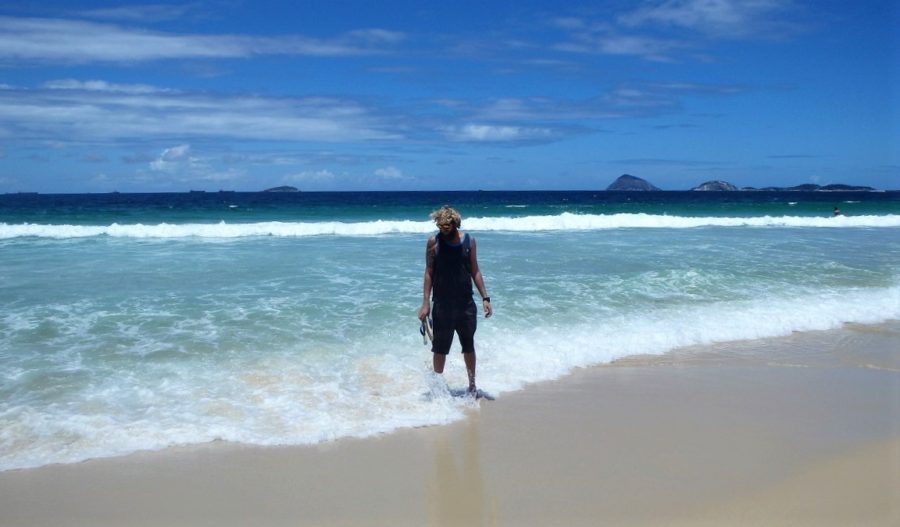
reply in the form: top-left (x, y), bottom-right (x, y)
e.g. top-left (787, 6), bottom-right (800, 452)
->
top-left (430, 205), bottom-right (461, 227)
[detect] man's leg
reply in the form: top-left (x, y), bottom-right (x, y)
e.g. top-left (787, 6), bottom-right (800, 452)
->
top-left (463, 352), bottom-right (476, 392)
top-left (430, 302), bottom-right (452, 374)
top-left (433, 352), bottom-right (447, 374)
top-left (458, 300), bottom-right (478, 394)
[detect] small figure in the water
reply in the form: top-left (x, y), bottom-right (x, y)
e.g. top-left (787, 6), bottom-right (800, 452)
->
top-left (833, 207), bottom-right (842, 216)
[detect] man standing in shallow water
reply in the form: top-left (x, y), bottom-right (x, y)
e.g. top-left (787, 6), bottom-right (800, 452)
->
top-left (418, 206), bottom-right (493, 395)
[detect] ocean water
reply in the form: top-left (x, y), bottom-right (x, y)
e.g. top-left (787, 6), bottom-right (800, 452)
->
top-left (1, 190), bottom-right (899, 471)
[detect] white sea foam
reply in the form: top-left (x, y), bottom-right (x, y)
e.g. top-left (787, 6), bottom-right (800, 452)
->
top-left (2, 281), bottom-right (897, 471)
top-left (2, 212), bottom-right (898, 471)
top-left (2, 213), bottom-right (899, 239)
top-left (481, 283), bottom-right (900, 386)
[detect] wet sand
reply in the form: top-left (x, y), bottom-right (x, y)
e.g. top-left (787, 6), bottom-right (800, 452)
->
top-left (1, 322), bottom-right (898, 526)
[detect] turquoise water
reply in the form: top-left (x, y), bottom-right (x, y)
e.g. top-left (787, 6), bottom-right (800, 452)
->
top-left (1, 191), bottom-right (899, 470)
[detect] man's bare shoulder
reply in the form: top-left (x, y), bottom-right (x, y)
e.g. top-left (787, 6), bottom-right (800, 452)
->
top-left (461, 232), bottom-right (476, 248)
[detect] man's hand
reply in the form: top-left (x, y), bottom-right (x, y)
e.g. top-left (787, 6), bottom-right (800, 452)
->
top-left (418, 303), bottom-right (430, 321)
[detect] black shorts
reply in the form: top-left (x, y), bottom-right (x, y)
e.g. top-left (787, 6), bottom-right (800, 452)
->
top-left (431, 299), bottom-right (477, 355)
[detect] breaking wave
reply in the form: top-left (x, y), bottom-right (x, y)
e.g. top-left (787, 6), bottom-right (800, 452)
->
top-left (2, 213), bottom-right (899, 239)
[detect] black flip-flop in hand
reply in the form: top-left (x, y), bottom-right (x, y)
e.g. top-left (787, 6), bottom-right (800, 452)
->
top-left (419, 316), bottom-right (433, 345)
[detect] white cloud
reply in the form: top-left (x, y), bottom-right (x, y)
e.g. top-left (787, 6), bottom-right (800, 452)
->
top-left (146, 144), bottom-right (243, 184)
top-left (374, 166), bottom-right (410, 180)
top-left (0, 85), bottom-right (400, 144)
top-left (287, 170), bottom-right (339, 183)
top-left (198, 169), bottom-right (243, 183)
top-left (554, 33), bottom-right (685, 61)
top-left (442, 124), bottom-right (555, 143)
top-left (79, 3), bottom-right (198, 22)
top-left (150, 144), bottom-right (193, 172)
top-left (618, 0), bottom-right (797, 38)
top-left (549, 1), bottom-right (800, 61)
top-left (0, 16), bottom-right (404, 63)
top-left (43, 79), bottom-right (171, 94)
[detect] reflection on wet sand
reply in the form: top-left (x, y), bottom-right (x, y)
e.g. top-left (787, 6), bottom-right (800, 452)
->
top-left (428, 415), bottom-right (495, 526)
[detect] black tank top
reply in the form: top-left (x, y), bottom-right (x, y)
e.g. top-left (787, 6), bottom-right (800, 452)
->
top-left (432, 233), bottom-right (473, 304)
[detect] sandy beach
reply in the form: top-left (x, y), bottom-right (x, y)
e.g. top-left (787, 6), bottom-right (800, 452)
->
top-left (1, 322), bottom-right (898, 526)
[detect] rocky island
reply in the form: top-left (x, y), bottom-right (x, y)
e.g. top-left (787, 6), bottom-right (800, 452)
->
top-left (603, 175), bottom-right (879, 192)
top-left (747, 184), bottom-right (877, 192)
top-left (692, 180), bottom-right (739, 191)
top-left (262, 186), bottom-right (300, 193)
top-left (606, 174), bottom-right (661, 191)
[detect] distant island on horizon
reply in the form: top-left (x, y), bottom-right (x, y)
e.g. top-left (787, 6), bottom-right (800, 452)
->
top-left (605, 174), bottom-right (880, 192)
top-left (2, 177), bottom-right (893, 195)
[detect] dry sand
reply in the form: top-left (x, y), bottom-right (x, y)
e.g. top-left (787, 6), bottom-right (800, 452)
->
top-left (1, 323), bottom-right (898, 526)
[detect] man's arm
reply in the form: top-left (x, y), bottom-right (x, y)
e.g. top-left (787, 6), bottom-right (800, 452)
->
top-left (418, 236), bottom-right (436, 320)
top-left (469, 236), bottom-right (493, 318)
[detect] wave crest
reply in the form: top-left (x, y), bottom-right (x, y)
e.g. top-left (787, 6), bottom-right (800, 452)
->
top-left (2, 213), bottom-right (899, 239)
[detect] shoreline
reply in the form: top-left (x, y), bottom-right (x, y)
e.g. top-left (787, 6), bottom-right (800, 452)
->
top-left (1, 322), bottom-right (899, 525)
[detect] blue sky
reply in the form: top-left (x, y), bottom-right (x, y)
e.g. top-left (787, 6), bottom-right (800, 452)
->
top-left (0, 0), bottom-right (896, 192)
